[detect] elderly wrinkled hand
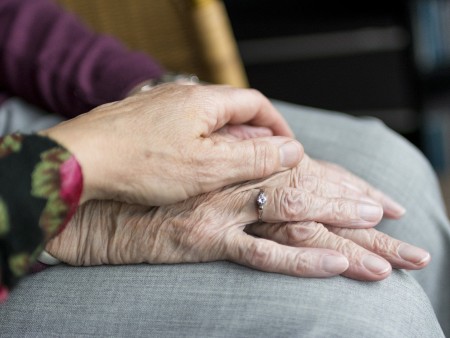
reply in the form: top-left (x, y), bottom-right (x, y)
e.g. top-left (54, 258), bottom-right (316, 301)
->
top-left (213, 121), bottom-right (406, 223)
top-left (40, 84), bottom-right (303, 206)
top-left (46, 154), bottom-right (429, 282)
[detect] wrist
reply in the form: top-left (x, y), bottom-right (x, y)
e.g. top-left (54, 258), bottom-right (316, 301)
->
top-left (127, 72), bottom-right (199, 96)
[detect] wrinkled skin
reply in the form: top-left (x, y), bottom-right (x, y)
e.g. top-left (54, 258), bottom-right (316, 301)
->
top-left (44, 89), bottom-right (428, 282)
top-left (47, 154), bottom-right (429, 282)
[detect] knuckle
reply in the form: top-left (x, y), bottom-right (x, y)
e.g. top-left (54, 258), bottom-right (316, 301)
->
top-left (293, 251), bottom-right (314, 275)
top-left (370, 232), bottom-right (396, 253)
top-left (332, 237), bottom-right (360, 260)
top-left (278, 189), bottom-right (310, 220)
top-left (333, 237), bottom-right (354, 252)
top-left (285, 222), bottom-right (326, 245)
top-left (332, 200), bottom-right (357, 221)
top-left (247, 240), bottom-right (272, 269)
top-left (252, 142), bottom-right (278, 177)
top-left (288, 166), bottom-right (302, 187)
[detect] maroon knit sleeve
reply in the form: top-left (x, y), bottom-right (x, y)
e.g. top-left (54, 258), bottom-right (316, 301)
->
top-left (0, 0), bottom-right (165, 118)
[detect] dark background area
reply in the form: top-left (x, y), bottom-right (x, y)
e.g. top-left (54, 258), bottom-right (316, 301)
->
top-left (223, 0), bottom-right (450, 176)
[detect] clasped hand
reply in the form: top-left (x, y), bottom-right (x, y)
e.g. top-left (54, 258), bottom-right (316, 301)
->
top-left (42, 84), bottom-right (302, 205)
top-left (44, 84), bottom-right (430, 281)
top-left (47, 145), bottom-right (429, 281)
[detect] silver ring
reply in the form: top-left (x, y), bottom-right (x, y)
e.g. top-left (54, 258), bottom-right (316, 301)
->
top-left (256, 189), bottom-right (267, 222)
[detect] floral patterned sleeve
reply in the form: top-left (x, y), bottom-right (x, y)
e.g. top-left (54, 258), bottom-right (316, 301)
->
top-left (0, 134), bottom-right (83, 302)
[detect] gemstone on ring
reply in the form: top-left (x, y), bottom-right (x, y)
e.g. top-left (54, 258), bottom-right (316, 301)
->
top-left (256, 190), bottom-right (267, 210)
top-left (256, 189), bottom-right (267, 222)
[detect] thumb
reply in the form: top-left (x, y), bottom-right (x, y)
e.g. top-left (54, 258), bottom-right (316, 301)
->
top-left (209, 136), bottom-right (304, 185)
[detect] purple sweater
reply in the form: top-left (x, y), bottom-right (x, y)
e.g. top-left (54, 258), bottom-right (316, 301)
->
top-left (0, 0), bottom-right (165, 117)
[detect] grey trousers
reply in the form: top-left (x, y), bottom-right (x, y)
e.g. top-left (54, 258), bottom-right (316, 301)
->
top-left (0, 98), bottom-right (448, 337)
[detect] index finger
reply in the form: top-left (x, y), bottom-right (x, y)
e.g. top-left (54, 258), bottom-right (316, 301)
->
top-left (203, 85), bottom-right (294, 137)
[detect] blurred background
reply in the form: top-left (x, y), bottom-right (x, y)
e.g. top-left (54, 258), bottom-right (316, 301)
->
top-left (57, 0), bottom-right (450, 213)
top-left (223, 0), bottom-right (450, 213)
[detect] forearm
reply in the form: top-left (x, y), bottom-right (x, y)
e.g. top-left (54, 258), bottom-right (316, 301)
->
top-left (45, 200), bottom-right (160, 266)
top-left (0, 0), bottom-right (164, 117)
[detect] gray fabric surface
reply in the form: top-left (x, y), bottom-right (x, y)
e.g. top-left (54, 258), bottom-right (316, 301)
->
top-left (275, 100), bottom-right (450, 336)
top-left (0, 98), bottom-right (64, 135)
top-left (0, 98), bottom-right (448, 337)
top-left (0, 264), bottom-right (443, 337)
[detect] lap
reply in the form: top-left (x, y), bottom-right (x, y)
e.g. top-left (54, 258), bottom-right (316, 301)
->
top-left (0, 98), bottom-right (448, 337)
top-left (0, 263), bottom-right (443, 337)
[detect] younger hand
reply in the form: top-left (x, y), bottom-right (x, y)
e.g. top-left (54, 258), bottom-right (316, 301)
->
top-left (40, 84), bottom-right (303, 206)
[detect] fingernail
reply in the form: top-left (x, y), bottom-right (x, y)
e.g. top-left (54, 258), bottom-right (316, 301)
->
top-left (358, 204), bottom-right (383, 222)
top-left (322, 255), bottom-right (349, 274)
top-left (279, 141), bottom-right (303, 168)
top-left (362, 255), bottom-right (391, 274)
top-left (398, 244), bottom-right (430, 264)
top-left (383, 195), bottom-right (406, 217)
